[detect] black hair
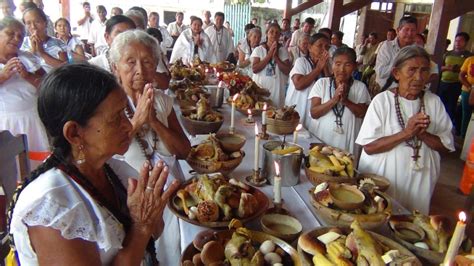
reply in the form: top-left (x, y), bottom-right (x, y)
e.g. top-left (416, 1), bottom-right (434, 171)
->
top-left (282, 18), bottom-right (290, 23)
top-left (244, 23), bottom-right (255, 32)
top-left (399, 16), bottom-right (417, 28)
top-left (333, 30), bottom-right (344, 40)
top-left (146, 27), bottom-right (163, 43)
top-left (149, 11), bottom-right (159, 18)
top-left (23, 7), bottom-right (47, 23)
top-left (190, 16), bottom-right (202, 25)
top-left (7, 63), bottom-right (120, 249)
top-left (304, 17), bottom-right (315, 26)
top-left (456, 32), bottom-right (470, 42)
top-left (129, 6), bottom-right (147, 23)
top-left (215, 11), bottom-right (225, 20)
top-left (54, 17), bottom-right (70, 29)
top-left (265, 22), bottom-right (280, 34)
top-left (388, 28), bottom-right (396, 33)
top-left (369, 32), bottom-right (378, 39)
top-left (309, 33), bottom-right (329, 45)
top-left (82, 2), bottom-right (90, 7)
top-left (20, 1), bottom-right (37, 10)
top-left (105, 15), bottom-right (136, 34)
top-left (415, 33), bottom-right (425, 44)
top-left (96, 5), bottom-right (106, 13)
top-left (333, 46), bottom-right (357, 63)
top-left (318, 27), bottom-right (332, 38)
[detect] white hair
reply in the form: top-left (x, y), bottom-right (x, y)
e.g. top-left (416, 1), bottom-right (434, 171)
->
top-left (109, 29), bottom-right (161, 66)
top-left (125, 9), bottom-right (145, 29)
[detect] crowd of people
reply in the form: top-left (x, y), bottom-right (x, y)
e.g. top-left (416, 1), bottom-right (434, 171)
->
top-left (0, 1), bottom-right (471, 264)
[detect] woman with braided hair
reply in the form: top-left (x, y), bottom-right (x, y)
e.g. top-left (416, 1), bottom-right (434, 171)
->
top-left (356, 46), bottom-right (454, 215)
top-left (8, 63), bottom-right (180, 265)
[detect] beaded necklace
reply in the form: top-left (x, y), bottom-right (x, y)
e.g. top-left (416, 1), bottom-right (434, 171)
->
top-left (125, 104), bottom-right (159, 167)
top-left (328, 77), bottom-right (353, 134)
top-left (215, 25), bottom-right (223, 47)
top-left (394, 88), bottom-right (425, 169)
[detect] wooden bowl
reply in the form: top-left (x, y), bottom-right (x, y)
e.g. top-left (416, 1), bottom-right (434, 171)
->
top-left (328, 184), bottom-right (365, 210)
top-left (297, 227), bottom-right (421, 265)
top-left (310, 189), bottom-right (392, 229)
top-left (304, 166), bottom-right (356, 186)
top-left (215, 132), bottom-right (246, 153)
top-left (180, 114), bottom-right (223, 136)
top-left (266, 117), bottom-right (299, 135)
top-left (181, 229), bottom-right (302, 265)
top-left (168, 177), bottom-right (268, 228)
top-left (186, 150), bottom-right (244, 175)
top-left (260, 213), bottom-right (303, 242)
top-left (357, 173), bottom-right (391, 192)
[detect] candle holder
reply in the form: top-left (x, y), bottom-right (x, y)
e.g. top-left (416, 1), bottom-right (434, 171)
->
top-left (229, 126), bottom-right (235, 135)
top-left (245, 114), bottom-right (255, 124)
top-left (266, 199), bottom-right (289, 215)
top-left (258, 124), bottom-right (269, 140)
top-left (245, 168), bottom-right (267, 187)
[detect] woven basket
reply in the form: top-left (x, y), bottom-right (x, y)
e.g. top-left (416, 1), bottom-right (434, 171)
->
top-left (304, 166), bottom-right (356, 186)
top-left (186, 150), bottom-right (245, 175)
top-left (266, 117), bottom-right (299, 135)
top-left (180, 114), bottom-right (223, 136)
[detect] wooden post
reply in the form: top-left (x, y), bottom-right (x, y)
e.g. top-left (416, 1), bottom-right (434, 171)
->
top-left (356, 6), bottom-right (368, 45)
top-left (328, 0), bottom-right (344, 31)
top-left (284, 0), bottom-right (292, 19)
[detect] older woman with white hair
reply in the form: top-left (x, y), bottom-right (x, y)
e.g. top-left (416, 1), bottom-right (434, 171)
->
top-left (237, 27), bottom-right (261, 76)
top-left (288, 33), bottom-right (309, 66)
top-left (109, 29), bottom-right (190, 265)
top-left (356, 46), bottom-right (454, 214)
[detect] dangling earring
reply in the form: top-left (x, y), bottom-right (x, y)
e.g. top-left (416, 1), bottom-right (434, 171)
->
top-left (76, 144), bottom-right (86, 164)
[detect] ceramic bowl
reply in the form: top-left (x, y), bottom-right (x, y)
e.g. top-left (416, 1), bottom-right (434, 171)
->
top-left (215, 132), bottom-right (246, 153)
top-left (260, 213), bottom-right (303, 242)
top-left (392, 221), bottom-right (426, 243)
top-left (328, 184), bottom-right (365, 210)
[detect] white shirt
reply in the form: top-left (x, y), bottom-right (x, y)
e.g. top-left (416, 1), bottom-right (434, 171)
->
top-left (288, 46), bottom-right (307, 65)
top-left (78, 16), bottom-right (93, 40)
top-left (307, 78), bottom-right (371, 155)
top-left (374, 38), bottom-right (403, 88)
top-left (356, 91), bottom-right (454, 214)
top-left (60, 36), bottom-right (83, 54)
top-left (202, 21), bottom-right (214, 30)
top-left (88, 19), bottom-right (107, 48)
top-left (204, 25), bottom-right (234, 63)
top-left (251, 45), bottom-right (289, 108)
top-left (289, 29), bottom-right (308, 48)
top-left (167, 21), bottom-right (187, 37)
top-left (285, 57), bottom-right (318, 129)
top-left (89, 53), bottom-right (111, 72)
top-left (11, 158), bottom-right (138, 265)
top-left (169, 29), bottom-right (215, 65)
top-left (21, 36), bottom-right (67, 73)
top-left (158, 26), bottom-right (173, 50)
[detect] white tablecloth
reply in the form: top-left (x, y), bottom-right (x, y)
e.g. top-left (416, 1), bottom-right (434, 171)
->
top-left (165, 99), bottom-right (409, 264)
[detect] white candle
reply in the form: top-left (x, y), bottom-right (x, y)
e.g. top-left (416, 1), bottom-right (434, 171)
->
top-left (254, 124), bottom-right (260, 171)
top-left (293, 124), bottom-right (303, 143)
top-left (247, 109), bottom-right (253, 121)
top-left (443, 211), bottom-right (467, 266)
top-left (230, 93), bottom-right (239, 130)
top-left (262, 103), bottom-right (268, 125)
top-left (273, 161), bottom-right (282, 204)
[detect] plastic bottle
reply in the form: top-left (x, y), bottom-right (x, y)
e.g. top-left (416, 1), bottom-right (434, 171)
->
top-left (459, 139), bottom-right (474, 195)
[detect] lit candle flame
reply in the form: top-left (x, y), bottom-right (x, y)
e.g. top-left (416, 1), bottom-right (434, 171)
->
top-left (296, 124), bottom-right (303, 131)
top-left (247, 109), bottom-right (252, 115)
top-left (218, 81), bottom-right (224, 88)
top-left (459, 211), bottom-right (467, 223)
top-left (205, 68), bottom-right (209, 73)
top-left (232, 93), bottom-right (239, 102)
top-left (255, 124), bottom-right (258, 135)
top-left (274, 161), bottom-right (280, 176)
top-left (213, 67), bottom-right (217, 73)
top-left (263, 103), bottom-right (267, 111)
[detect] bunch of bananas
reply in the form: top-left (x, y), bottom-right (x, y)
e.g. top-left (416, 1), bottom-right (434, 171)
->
top-left (308, 145), bottom-right (354, 177)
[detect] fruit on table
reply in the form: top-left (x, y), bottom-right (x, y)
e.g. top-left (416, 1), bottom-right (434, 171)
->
top-left (308, 145), bottom-right (354, 177)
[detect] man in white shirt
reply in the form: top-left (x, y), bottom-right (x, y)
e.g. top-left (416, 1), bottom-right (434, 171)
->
top-left (202, 10), bottom-right (214, 30)
top-left (289, 17), bottom-right (315, 48)
top-left (374, 28), bottom-right (397, 55)
top-left (88, 5), bottom-right (107, 57)
top-left (168, 12), bottom-right (187, 40)
top-left (204, 11), bottom-right (234, 63)
top-left (148, 11), bottom-right (173, 52)
top-left (375, 16), bottom-right (417, 89)
top-left (77, 2), bottom-right (93, 53)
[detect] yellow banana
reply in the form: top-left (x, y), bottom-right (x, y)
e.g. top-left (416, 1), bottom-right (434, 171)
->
top-left (272, 146), bottom-right (301, 155)
top-left (328, 155), bottom-right (342, 168)
top-left (312, 253), bottom-right (335, 266)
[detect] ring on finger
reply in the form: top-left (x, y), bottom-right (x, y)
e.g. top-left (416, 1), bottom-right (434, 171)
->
top-left (146, 186), bottom-right (153, 192)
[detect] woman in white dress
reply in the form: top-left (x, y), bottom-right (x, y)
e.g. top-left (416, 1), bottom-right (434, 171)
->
top-left (21, 7), bottom-right (67, 72)
top-left (54, 18), bottom-right (86, 62)
top-left (9, 63), bottom-right (179, 265)
top-left (288, 33), bottom-right (309, 66)
top-left (308, 47), bottom-right (371, 155)
top-left (251, 23), bottom-right (291, 107)
top-left (109, 30), bottom-right (191, 266)
top-left (237, 27), bottom-right (261, 76)
top-left (356, 46), bottom-right (454, 214)
top-left (285, 33), bottom-right (330, 129)
top-left (0, 17), bottom-right (48, 168)
top-left (169, 16), bottom-right (214, 65)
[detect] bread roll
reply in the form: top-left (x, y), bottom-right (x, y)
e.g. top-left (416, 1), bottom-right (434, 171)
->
top-left (196, 200), bottom-right (219, 223)
top-left (298, 232), bottom-right (326, 255)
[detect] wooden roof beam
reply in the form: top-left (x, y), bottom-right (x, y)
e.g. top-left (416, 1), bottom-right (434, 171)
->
top-left (284, 0), bottom-right (324, 19)
top-left (328, 0), bottom-right (372, 31)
